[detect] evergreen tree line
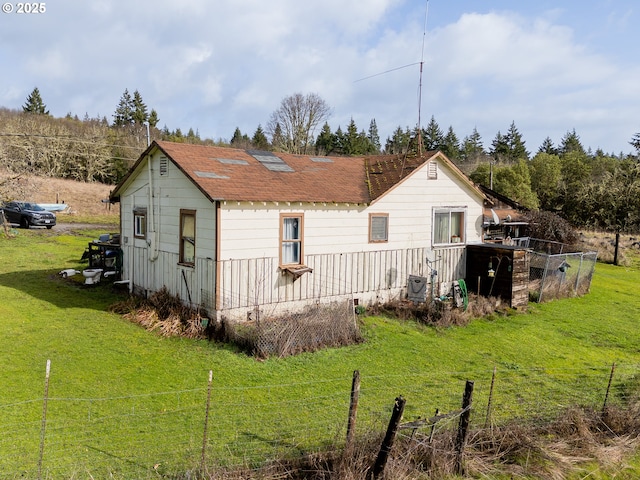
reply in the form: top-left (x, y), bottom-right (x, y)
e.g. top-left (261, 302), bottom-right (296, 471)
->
top-left (229, 112), bottom-right (640, 234)
top-left (4, 88), bottom-right (640, 234)
top-left (0, 88), bottom-right (207, 184)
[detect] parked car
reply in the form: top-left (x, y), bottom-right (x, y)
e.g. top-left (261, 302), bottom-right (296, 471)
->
top-left (1, 201), bottom-right (56, 229)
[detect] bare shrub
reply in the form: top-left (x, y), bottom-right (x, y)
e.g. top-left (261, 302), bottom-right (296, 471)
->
top-left (524, 210), bottom-right (578, 245)
top-left (369, 294), bottom-right (507, 328)
top-left (224, 302), bottom-right (363, 359)
top-left (198, 402), bottom-right (640, 479)
top-left (466, 405), bottom-right (640, 479)
top-left (110, 287), bottom-right (207, 339)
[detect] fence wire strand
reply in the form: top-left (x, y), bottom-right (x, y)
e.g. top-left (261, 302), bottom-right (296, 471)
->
top-left (1, 364), bottom-right (638, 477)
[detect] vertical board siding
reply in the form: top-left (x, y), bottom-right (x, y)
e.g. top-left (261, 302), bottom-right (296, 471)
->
top-left (127, 245), bottom-right (467, 318)
top-left (216, 246), bottom-right (466, 312)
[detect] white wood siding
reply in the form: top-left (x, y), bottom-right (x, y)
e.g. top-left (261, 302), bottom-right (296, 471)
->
top-left (118, 151), bottom-right (216, 308)
top-left (117, 151), bottom-right (483, 321)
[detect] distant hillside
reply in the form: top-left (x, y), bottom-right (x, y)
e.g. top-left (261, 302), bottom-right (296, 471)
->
top-left (0, 170), bottom-right (117, 218)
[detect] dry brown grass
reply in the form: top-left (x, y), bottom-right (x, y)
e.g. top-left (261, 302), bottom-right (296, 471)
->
top-left (576, 230), bottom-right (640, 266)
top-left (0, 169), bottom-right (118, 218)
top-left (109, 287), bottom-right (207, 339)
top-left (197, 404), bottom-right (640, 479)
top-left (369, 294), bottom-right (510, 328)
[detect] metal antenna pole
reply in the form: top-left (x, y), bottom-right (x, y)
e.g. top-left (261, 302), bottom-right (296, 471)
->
top-left (417, 0), bottom-right (430, 156)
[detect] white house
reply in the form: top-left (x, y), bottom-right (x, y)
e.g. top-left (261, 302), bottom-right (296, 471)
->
top-left (110, 141), bottom-right (487, 322)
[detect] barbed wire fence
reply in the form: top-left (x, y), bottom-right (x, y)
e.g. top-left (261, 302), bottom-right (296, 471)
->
top-left (1, 361), bottom-right (638, 478)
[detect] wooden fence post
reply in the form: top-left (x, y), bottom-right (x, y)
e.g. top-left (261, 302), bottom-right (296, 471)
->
top-left (371, 396), bottom-right (405, 480)
top-left (344, 370), bottom-right (361, 457)
top-left (455, 380), bottom-right (474, 476)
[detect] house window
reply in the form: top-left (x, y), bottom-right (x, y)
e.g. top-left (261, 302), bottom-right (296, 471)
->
top-left (369, 213), bottom-right (388, 243)
top-left (280, 214), bottom-right (303, 265)
top-left (433, 208), bottom-right (465, 245)
top-left (133, 208), bottom-right (147, 239)
top-left (179, 209), bottom-right (196, 265)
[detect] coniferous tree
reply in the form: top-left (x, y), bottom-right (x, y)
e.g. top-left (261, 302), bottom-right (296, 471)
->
top-left (230, 127), bottom-right (250, 147)
top-left (131, 90), bottom-right (149, 125)
top-left (148, 109), bottom-right (159, 128)
top-left (252, 125), bottom-right (270, 150)
top-left (384, 126), bottom-right (411, 154)
top-left (187, 128), bottom-right (200, 143)
top-left (315, 122), bottom-right (335, 155)
top-left (559, 129), bottom-right (586, 156)
top-left (271, 123), bottom-right (285, 151)
top-left (538, 136), bottom-right (558, 155)
top-left (422, 115), bottom-right (444, 151)
top-left (113, 89), bottom-right (134, 126)
top-left (630, 132), bottom-right (640, 155)
top-left (504, 121), bottom-right (528, 161)
top-left (441, 126), bottom-right (461, 160)
top-left (367, 119), bottom-right (381, 154)
top-left (23, 87), bottom-right (49, 115)
top-left (343, 118), bottom-right (360, 155)
top-left (333, 126), bottom-right (346, 155)
top-left (461, 127), bottom-right (485, 162)
top-left (490, 131), bottom-right (509, 162)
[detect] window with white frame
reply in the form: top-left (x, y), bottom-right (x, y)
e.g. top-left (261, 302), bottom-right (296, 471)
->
top-left (179, 209), bottom-right (196, 265)
top-left (433, 208), bottom-right (465, 245)
top-left (369, 213), bottom-right (389, 243)
top-left (133, 208), bottom-right (147, 239)
top-left (280, 214), bottom-right (303, 265)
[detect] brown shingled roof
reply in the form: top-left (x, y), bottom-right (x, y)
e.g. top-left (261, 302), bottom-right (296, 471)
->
top-left (157, 141), bottom-right (370, 203)
top-left (111, 141), bottom-right (481, 205)
top-left (364, 151), bottom-right (437, 201)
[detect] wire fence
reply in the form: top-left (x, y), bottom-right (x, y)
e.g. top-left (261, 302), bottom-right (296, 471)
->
top-left (522, 238), bottom-right (598, 303)
top-left (1, 362), bottom-right (638, 479)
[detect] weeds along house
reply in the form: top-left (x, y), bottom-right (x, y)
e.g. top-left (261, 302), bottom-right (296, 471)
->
top-left (109, 141), bottom-right (487, 322)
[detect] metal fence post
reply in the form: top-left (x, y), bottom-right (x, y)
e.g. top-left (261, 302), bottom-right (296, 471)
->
top-left (201, 370), bottom-right (213, 473)
top-left (38, 359), bottom-right (51, 480)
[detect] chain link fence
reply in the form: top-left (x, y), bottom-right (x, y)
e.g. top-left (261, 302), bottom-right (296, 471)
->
top-left (525, 238), bottom-right (598, 303)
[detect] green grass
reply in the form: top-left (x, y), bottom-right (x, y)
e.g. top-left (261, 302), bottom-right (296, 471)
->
top-left (1, 230), bottom-right (640, 478)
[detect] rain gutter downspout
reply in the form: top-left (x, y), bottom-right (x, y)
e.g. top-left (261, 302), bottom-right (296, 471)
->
top-left (147, 149), bottom-right (159, 262)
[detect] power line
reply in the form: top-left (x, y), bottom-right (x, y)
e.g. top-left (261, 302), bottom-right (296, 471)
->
top-left (354, 62), bottom-right (421, 83)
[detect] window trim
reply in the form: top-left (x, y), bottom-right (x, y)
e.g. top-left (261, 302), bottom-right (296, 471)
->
top-left (369, 213), bottom-right (389, 243)
top-left (133, 208), bottom-right (147, 239)
top-left (279, 213), bottom-right (304, 267)
top-left (179, 209), bottom-right (196, 266)
top-left (433, 207), bottom-right (466, 246)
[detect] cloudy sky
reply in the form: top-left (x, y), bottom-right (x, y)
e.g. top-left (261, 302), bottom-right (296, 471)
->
top-left (1, 0), bottom-right (639, 155)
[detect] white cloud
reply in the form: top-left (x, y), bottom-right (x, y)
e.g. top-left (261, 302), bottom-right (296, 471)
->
top-left (1, 1), bottom-right (639, 152)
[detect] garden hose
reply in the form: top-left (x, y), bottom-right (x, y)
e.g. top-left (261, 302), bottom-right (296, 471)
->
top-left (458, 279), bottom-right (468, 311)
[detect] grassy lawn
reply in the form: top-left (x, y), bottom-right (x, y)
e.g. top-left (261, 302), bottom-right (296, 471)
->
top-left (1, 229), bottom-right (639, 478)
